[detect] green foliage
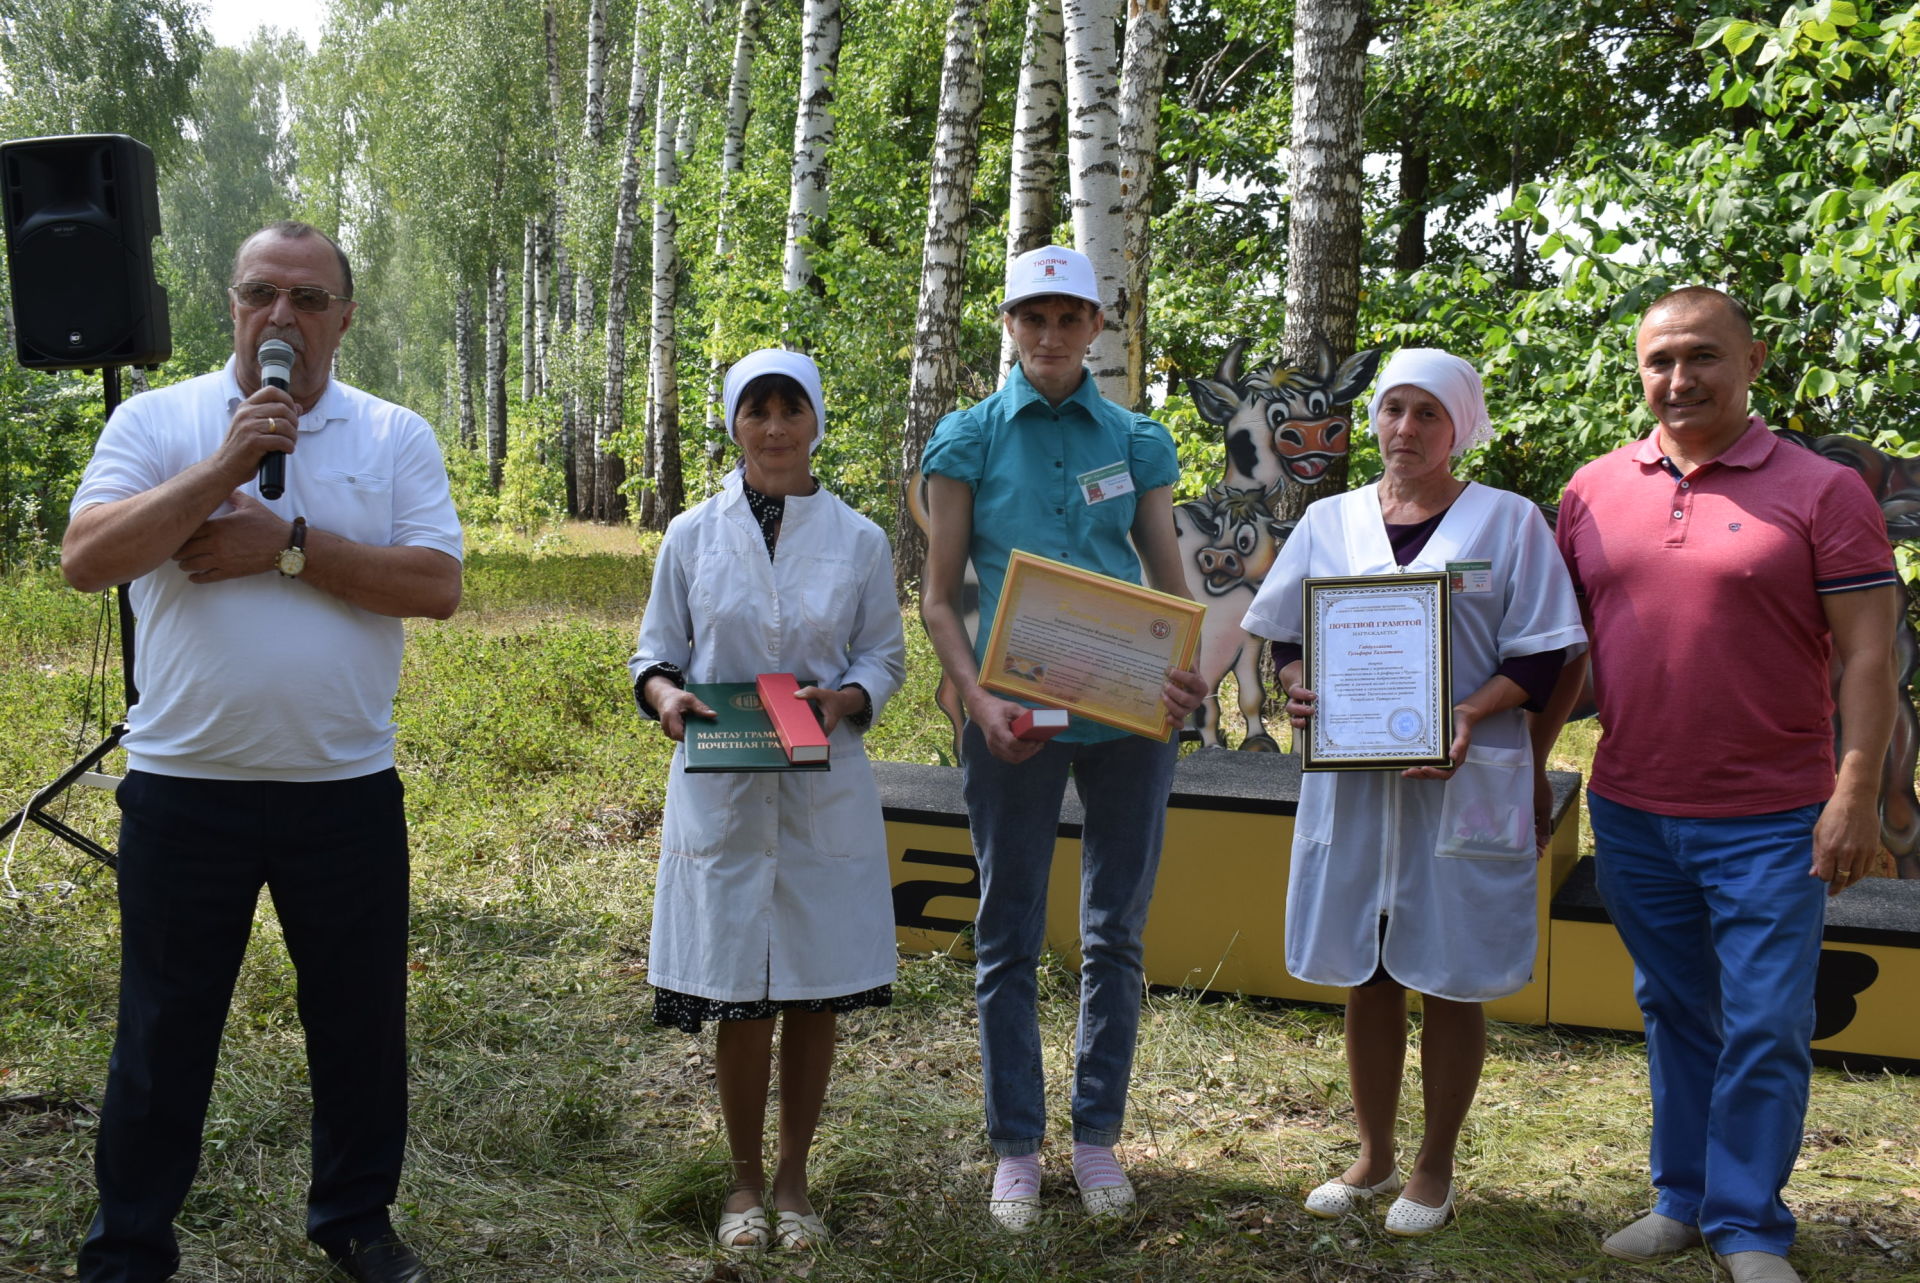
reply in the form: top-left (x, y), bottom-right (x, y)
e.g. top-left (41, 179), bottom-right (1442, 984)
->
top-left (0, 369), bottom-right (104, 565)
top-left (4, 0), bottom-right (1915, 574)
top-left (0, 565), bottom-right (99, 655)
top-left (157, 35), bottom-right (306, 374)
top-left (1149, 1), bottom-right (1292, 394)
top-left (1354, 2), bottom-right (1920, 504)
top-left (317, 0), bottom-right (551, 394)
top-left (447, 405), bottom-right (573, 542)
top-left (0, 0), bottom-right (207, 158)
top-left (1363, 2), bottom-right (1779, 269)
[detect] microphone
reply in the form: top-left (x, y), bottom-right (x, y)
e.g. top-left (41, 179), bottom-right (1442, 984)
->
top-left (256, 339), bottom-right (295, 500)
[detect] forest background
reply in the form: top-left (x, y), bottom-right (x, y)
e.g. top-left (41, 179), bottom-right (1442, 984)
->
top-left (0, 0), bottom-right (1915, 577)
top-left (2, 2), bottom-right (1919, 1280)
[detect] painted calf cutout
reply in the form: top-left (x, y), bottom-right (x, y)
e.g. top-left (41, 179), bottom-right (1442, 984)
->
top-left (1781, 428), bottom-right (1920, 879)
top-left (1177, 338), bottom-right (1380, 748)
top-left (1172, 483), bottom-right (1294, 749)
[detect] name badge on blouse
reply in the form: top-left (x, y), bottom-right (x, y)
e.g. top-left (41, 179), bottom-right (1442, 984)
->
top-left (1447, 560), bottom-right (1493, 594)
top-left (1077, 461), bottom-right (1134, 505)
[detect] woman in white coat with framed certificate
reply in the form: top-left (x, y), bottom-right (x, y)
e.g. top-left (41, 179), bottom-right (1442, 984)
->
top-left (1242, 349), bottom-right (1586, 1236)
top-left (629, 349), bottom-right (906, 1254)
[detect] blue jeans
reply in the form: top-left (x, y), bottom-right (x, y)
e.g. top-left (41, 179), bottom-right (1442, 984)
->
top-left (962, 722), bottom-right (1178, 1157)
top-left (1588, 791), bottom-right (1825, 1258)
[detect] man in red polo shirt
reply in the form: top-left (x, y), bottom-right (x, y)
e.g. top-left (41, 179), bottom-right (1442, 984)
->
top-left (1548, 288), bottom-right (1899, 1283)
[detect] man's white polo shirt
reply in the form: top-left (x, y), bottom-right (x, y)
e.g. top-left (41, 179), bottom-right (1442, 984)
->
top-left (69, 358), bottom-right (463, 781)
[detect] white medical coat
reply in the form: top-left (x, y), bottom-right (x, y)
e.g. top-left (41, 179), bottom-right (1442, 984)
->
top-left (1242, 482), bottom-right (1586, 1001)
top-left (630, 471), bottom-right (907, 1001)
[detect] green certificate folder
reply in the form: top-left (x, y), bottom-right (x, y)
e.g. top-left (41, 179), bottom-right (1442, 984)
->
top-left (681, 681), bottom-right (831, 773)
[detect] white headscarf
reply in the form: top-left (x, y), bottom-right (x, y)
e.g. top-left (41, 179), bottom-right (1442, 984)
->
top-left (1364, 348), bottom-right (1494, 456)
top-left (723, 348), bottom-right (827, 455)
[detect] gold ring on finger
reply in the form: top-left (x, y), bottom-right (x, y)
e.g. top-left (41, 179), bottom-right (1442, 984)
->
top-left (267, 417), bottom-right (279, 434)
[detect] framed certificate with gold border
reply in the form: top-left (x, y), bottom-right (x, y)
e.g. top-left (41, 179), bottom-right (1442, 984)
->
top-left (980, 550), bottom-right (1205, 741)
top-left (1302, 572), bottom-right (1452, 771)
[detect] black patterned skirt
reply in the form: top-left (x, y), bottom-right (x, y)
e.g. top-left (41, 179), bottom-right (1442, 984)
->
top-left (651, 984), bottom-right (893, 1035)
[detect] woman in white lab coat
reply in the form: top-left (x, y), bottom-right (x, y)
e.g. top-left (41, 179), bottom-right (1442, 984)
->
top-left (629, 348), bottom-right (906, 1254)
top-left (1241, 349), bottom-right (1585, 1236)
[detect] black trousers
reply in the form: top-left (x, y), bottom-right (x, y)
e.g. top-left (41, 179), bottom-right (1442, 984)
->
top-left (78, 769), bottom-right (412, 1283)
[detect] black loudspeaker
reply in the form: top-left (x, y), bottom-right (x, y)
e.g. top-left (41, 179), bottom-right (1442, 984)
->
top-left (0, 133), bottom-right (170, 370)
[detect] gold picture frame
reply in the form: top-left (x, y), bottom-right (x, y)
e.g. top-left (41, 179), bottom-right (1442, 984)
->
top-left (980, 550), bottom-right (1205, 741)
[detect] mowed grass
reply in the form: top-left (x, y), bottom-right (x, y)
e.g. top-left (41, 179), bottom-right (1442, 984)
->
top-left (0, 524), bottom-right (1915, 1282)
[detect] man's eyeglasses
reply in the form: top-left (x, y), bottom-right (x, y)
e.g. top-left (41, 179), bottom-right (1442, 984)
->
top-left (229, 281), bottom-right (352, 313)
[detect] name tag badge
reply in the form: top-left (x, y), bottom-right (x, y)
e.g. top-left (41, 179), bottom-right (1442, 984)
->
top-left (1077, 461), bottom-right (1134, 506)
top-left (1447, 560), bottom-right (1494, 594)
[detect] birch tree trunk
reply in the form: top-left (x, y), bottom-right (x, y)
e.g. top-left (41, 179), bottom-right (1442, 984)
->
top-left (534, 218), bottom-right (571, 509)
top-left (1000, 0), bottom-right (1065, 377)
top-left (572, 385), bottom-right (593, 519)
top-left (1277, 0), bottom-right (1369, 523)
top-left (709, 0), bottom-right (763, 437)
top-left (783, 0), bottom-right (841, 295)
top-left (583, 0), bottom-right (610, 146)
top-left (455, 283), bottom-right (476, 450)
top-left (1115, 0), bottom-right (1170, 410)
top-left (485, 262), bottom-right (507, 491)
top-left (578, 272), bottom-right (609, 519)
top-left (675, 88), bottom-right (699, 161)
top-left (718, 1), bottom-right (763, 222)
top-left (647, 48), bottom-right (686, 527)
top-left (546, 0), bottom-right (574, 343)
top-left (533, 218), bottom-right (553, 397)
top-left (520, 220), bottom-right (536, 402)
top-left (895, 0), bottom-right (987, 596)
top-left (577, 0), bottom-right (611, 488)
top-left (1063, 0), bottom-right (1126, 399)
top-left (605, 8), bottom-right (652, 530)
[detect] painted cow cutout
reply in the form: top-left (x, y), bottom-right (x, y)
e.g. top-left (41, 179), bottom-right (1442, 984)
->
top-left (1187, 336), bottom-right (1381, 493)
top-left (1177, 338), bottom-right (1380, 748)
top-left (1782, 428), bottom-right (1920, 879)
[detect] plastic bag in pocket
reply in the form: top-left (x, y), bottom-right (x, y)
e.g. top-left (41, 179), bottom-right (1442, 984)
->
top-left (1435, 745), bottom-right (1532, 860)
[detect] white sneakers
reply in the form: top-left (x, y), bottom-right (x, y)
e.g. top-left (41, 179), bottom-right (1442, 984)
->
top-left (1601, 1211), bottom-right (1705, 1261)
top-left (1716, 1251), bottom-right (1802, 1282)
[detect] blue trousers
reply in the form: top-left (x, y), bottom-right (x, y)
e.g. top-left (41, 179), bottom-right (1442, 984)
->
top-left (79, 770), bottom-right (412, 1283)
top-left (962, 722), bottom-right (1178, 1156)
top-left (1588, 792), bottom-right (1824, 1258)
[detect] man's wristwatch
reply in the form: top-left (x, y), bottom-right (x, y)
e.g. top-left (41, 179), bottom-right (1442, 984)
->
top-left (277, 516), bottom-right (308, 578)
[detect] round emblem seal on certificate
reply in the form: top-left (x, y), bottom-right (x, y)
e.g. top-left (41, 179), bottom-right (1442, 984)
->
top-left (1388, 707), bottom-right (1424, 742)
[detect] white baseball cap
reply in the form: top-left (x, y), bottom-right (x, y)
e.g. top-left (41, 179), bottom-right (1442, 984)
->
top-left (1000, 244), bottom-right (1104, 312)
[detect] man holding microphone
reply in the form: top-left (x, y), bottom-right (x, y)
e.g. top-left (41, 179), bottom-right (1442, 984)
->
top-left (62, 221), bottom-right (462, 1283)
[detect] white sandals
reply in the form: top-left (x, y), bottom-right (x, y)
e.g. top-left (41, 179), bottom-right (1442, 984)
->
top-left (715, 1205), bottom-right (771, 1253)
top-left (774, 1209), bottom-right (830, 1250)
